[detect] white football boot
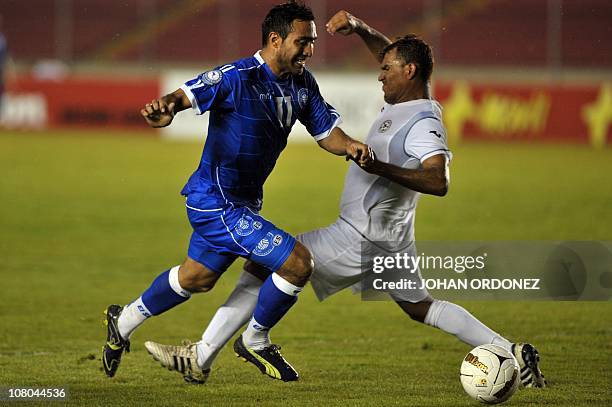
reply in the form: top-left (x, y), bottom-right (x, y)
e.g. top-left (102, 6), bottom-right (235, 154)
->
top-left (144, 340), bottom-right (210, 384)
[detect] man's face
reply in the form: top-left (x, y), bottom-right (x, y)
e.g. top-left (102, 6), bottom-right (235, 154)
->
top-left (378, 48), bottom-right (410, 104)
top-left (277, 20), bottom-right (317, 76)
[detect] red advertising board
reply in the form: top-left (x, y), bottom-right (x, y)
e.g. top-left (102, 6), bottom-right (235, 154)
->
top-left (2, 73), bottom-right (610, 147)
top-left (433, 81), bottom-right (612, 147)
top-left (1, 75), bottom-right (159, 131)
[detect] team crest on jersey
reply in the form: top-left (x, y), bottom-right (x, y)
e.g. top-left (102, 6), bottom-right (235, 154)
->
top-left (201, 69), bottom-right (223, 85)
top-left (253, 232), bottom-right (276, 256)
top-left (297, 88), bottom-right (309, 108)
top-left (379, 120), bottom-right (392, 133)
top-left (235, 215), bottom-right (255, 236)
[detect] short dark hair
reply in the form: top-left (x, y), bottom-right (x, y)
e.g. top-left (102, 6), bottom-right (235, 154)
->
top-left (381, 35), bottom-right (434, 83)
top-left (261, 1), bottom-right (315, 47)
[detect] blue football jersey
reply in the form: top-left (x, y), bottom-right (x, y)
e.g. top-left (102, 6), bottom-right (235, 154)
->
top-left (180, 51), bottom-right (341, 211)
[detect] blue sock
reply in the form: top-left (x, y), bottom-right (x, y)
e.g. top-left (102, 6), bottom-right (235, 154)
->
top-left (141, 266), bottom-right (191, 315)
top-left (252, 273), bottom-right (301, 328)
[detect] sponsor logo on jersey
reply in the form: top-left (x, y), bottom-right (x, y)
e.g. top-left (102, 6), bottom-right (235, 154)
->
top-left (253, 221), bottom-right (263, 230)
top-left (429, 130), bottom-right (443, 138)
top-left (235, 215), bottom-right (255, 236)
top-left (379, 120), bottom-right (392, 133)
top-left (253, 232), bottom-right (276, 256)
top-left (202, 69), bottom-right (223, 85)
top-left (273, 234), bottom-right (283, 246)
top-left (298, 88), bottom-right (309, 108)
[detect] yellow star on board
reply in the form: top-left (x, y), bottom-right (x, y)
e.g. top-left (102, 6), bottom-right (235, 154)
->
top-left (582, 83), bottom-right (612, 149)
top-left (442, 81), bottom-right (475, 143)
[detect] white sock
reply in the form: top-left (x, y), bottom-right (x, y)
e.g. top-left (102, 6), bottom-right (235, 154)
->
top-left (242, 317), bottom-right (271, 351)
top-left (117, 265), bottom-right (185, 340)
top-left (241, 273), bottom-right (303, 350)
top-left (424, 300), bottom-right (512, 351)
top-left (196, 271), bottom-right (263, 369)
top-left (117, 296), bottom-right (151, 340)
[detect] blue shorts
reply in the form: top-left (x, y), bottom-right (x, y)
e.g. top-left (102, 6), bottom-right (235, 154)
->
top-left (186, 204), bottom-right (296, 274)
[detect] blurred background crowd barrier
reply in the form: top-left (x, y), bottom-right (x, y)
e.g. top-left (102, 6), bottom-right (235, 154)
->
top-left (0, 0), bottom-right (610, 146)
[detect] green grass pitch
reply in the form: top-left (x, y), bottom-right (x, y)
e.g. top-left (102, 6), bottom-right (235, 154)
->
top-left (0, 131), bottom-right (610, 406)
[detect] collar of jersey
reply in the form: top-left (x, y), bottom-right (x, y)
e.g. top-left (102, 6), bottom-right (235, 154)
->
top-left (254, 50), bottom-right (265, 65)
top-left (386, 98), bottom-right (441, 111)
top-left (254, 50), bottom-right (290, 83)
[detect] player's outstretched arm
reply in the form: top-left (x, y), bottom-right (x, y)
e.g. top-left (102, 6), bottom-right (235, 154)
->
top-left (317, 127), bottom-right (372, 165)
top-left (141, 88), bottom-right (192, 128)
top-left (359, 153), bottom-right (449, 196)
top-left (326, 10), bottom-right (392, 63)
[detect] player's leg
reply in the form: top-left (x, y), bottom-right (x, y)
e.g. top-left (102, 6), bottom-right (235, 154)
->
top-left (232, 219), bottom-right (372, 382)
top-left (395, 298), bottom-right (546, 387)
top-left (196, 261), bottom-right (267, 371)
top-left (241, 241), bottom-right (311, 347)
top-left (103, 230), bottom-right (233, 379)
top-left (140, 230), bottom-right (245, 383)
top-left (395, 297), bottom-right (512, 349)
top-left (193, 221), bottom-right (349, 375)
top-left (144, 207), bottom-right (306, 382)
top-left (194, 221), bottom-right (348, 375)
top-left (235, 240), bottom-right (312, 381)
top-left (103, 258), bottom-right (220, 378)
top-left (142, 253), bottom-right (242, 384)
top-left (116, 258), bottom-right (220, 339)
top-left (147, 260), bottom-right (268, 384)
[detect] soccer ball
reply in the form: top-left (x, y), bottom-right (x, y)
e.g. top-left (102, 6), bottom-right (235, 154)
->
top-left (460, 344), bottom-right (520, 404)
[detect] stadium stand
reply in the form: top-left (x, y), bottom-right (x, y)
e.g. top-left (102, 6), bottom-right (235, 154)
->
top-left (1, 0), bottom-right (610, 68)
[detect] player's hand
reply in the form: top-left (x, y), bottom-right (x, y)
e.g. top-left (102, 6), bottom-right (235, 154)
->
top-left (326, 10), bottom-right (360, 36)
top-left (345, 140), bottom-right (372, 165)
top-left (357, 147), bottom-right (381, 174)
top-left (141, 99), bottom-right (176, 128)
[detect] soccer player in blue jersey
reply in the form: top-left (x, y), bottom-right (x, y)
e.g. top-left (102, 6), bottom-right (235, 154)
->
top-left (102, 1), bottom-right (370, 383)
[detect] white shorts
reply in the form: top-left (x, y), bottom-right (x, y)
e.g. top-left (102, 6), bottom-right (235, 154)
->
top-left (297, 218), bottom-right (429, 303)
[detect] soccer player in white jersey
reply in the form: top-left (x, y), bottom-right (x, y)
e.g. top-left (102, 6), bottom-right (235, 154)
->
top-left (145, 10), bottom-right (546, 388)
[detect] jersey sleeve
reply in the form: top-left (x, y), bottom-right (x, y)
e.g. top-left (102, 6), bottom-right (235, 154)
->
top-left (404, 118), bottom-right (453, 163)
top-left (180, 67), bottom-right (236, 115)
top-left (300, 73), bottom-right (342, 141)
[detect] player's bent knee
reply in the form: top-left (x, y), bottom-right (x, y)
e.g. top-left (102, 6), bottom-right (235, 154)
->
top-left (277, 242), bottom-right (314, 286)
top-left (291, 242), bottom-right (314, 278)
top-left (180, 274), bottom-right (217, 293)
top-left (191, 281), bottom-right (216, 293)
top-left (178, 259), bottom-right (220, 293)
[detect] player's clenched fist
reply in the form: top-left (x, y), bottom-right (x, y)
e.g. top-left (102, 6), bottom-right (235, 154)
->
top-left (356, 147), bottom-right (382, 174)
top-left (141, 99), bottom-right (176, 128)
top-left (326, 10), bottom-right (361, 36)
top-left (345, 140), bottom-right (372, 166)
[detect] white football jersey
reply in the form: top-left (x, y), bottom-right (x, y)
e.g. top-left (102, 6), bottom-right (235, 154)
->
top-left (339, 99), bottom-right (451, 247)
